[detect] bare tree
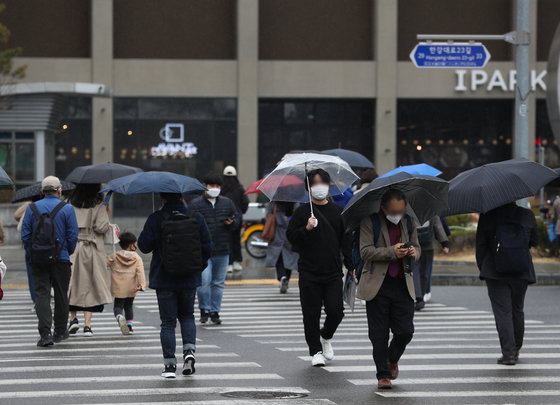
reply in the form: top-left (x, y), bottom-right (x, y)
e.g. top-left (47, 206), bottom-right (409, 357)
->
top-left (0, 2), bottom-right (27, 109)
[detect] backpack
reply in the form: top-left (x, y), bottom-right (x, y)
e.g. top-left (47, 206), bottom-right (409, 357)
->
top-left (160, 210), bottom-right (205, 277)
top-left (416, 222), bottom-right (433, 246)
top-left (494, 219), bottom-right (531, 274)
top-left (29, 201), bottom-right (66, 265)
top-left (352, 213), bottom-right (413, 281)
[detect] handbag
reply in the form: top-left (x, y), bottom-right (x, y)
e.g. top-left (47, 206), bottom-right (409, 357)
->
top-left (262, 204), bottom-right (277, 243)
top-left (104, 223), bottom-right (120, 255)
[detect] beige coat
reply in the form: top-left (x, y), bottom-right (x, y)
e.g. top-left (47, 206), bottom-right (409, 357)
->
top-left (68, 204), bottom-right (112, 308)
top-left (357, 212), bottom-right (421, 301)
top-left (107, 250), bottom-right (146, 298)
top-left (15, 201), bottom-right (31, 233)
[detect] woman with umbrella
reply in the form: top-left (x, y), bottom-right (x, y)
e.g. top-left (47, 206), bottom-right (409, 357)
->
top-left (67, 184), bottom-right (112, 337)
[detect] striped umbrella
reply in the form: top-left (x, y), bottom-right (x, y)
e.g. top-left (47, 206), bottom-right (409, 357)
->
top-left (446, 158), bottom-right (559, 215)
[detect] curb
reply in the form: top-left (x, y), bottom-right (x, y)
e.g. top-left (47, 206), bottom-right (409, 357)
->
top-left (432, 273), bottom-right (560, 286)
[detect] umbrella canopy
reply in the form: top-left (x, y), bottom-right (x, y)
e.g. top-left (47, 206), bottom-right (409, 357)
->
top-left (11, 181), bottom-right (76, 203)
top-left (0, 167), bottom-right (14, 190)
top-left (546, 168), bottom-right (560, 188)
top-left (322, 148), bottom-right (375, 169)
top-left (446, 158), bottom-right (559, 215)
top-left (257, 152), bottom-right (358, 204)
top-left (244, 175), bottom-right (303, 195)
top-left (100, 171), bottom-right (206, 195)
top-left (342, 172), bottom-right (449, 231)
top-left (66, 162), bottom-right (143, 184)
top-left (379, 163), bottom-right (442, 178)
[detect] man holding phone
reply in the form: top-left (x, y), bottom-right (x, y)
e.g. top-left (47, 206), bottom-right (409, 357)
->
top-left (356, 189), bottom-right (420, 390)
top-left (189, 172), bottom-right (240, 325)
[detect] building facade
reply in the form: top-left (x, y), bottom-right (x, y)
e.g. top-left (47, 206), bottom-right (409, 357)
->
top-left (1, 0), bottom-right (559, 199)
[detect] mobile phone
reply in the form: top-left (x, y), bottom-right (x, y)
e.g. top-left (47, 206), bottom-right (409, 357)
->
top-left (400, 241), bottom-right (413, 249)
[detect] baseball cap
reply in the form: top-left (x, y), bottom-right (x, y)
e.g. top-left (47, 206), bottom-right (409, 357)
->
top-left (41, 176), bottom-right (62, 192)
top-left (223, 165), bottom-right (237, 176)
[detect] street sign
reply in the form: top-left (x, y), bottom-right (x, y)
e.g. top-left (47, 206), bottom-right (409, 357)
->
top-left (410, 42), bottom-right (491, 68)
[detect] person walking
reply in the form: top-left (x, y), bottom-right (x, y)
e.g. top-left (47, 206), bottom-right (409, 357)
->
top-left (476, 202), bottom-right (538, 366)
top-left (138, 192), bottom-right (212, 378)
top-left (221, 166), bottom-right (249, 274)
top-left (15, 198), bottom-right (40, 308)
top-left (553, 195), bottom-right (560, 246)
top-left (286, 168), bottom-right (353, 367)
top-left (354, 169), bottom-right (378, 195)
top-left (265, 201), bottom-right (299, 294)
top-left (189, 172), bottom-right (240, 325)
top-left (107, 232), bottom-right (146, 335)
top-left (357, 189), bottom-right (420, 389)
top-left (412, 216), bottom-right (449, 310)
top-left (67, 184), bottom-right (112, 337)
top-left (21, 176), bottom-right (78, 346)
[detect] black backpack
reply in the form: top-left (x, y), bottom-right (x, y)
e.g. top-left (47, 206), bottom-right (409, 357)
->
top-left (160, 210), bottom-right (205, 277)
top-left (29, 201), bottom-right (66, 265)
top-left (494, 218), bottom-right (531, 274)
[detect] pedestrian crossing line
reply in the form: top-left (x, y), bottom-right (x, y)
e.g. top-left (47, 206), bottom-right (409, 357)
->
top-left (375, 390), bottom-right (560, 398)
top-left (348, 376), bottom-right (560, 385)
top-left (0, 326), bottom-right (157, 335)
top-left (324, 364), bottom-right (560, 372)
top-left (0, 352), bottom-right (240, 362)
top-left (0, 374), bottom-right (284, 385)
top-left (259, 336), bottom-right (560, 345)
top-left (298, 353), bottom-right (560, 361)
top-left (239, 329), bottom-right (560, 338)
top-left (85, 400), bottom-right (336, 405)
top-left (0, 345), bottom-right (223, 355)
top-left (277, 344), bottom-right (560, 351)
top-left (0, 386), bottom-right (309, 400)
top-left (0, 338), bottom-right (210, 347)
top-left (0, 362), bottom-right (262, 374)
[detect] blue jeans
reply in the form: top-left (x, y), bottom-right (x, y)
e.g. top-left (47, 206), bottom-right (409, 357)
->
top-left (197, 254), bottom-right (229, 313)
top-left (156, 288), bottom-right (197, 366)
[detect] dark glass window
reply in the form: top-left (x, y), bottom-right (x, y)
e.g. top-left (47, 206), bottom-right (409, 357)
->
top-left (536, 99), bottom-right (560, 168)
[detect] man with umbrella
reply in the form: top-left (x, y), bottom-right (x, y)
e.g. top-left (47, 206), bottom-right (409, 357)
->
top-left (286, 168), bottom-right (354, 367)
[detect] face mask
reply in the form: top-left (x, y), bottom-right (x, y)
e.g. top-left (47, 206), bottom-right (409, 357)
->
top-left (311, 184), bottom-right (329, 200)
top-left (385, 213), bottom-right (403, 225)
top-left (207, 188), bottom-right (221, 198)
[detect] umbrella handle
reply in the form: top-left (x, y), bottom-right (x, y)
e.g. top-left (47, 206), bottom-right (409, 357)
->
top-left (306, 171), bottom-right (314, 218)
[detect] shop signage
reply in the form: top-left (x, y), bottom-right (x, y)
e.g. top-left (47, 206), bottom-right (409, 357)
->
top-left (410, 42), bottom-right (490, 68)
top-left (150, 123), bottom-right (198, 158)
top-left (454, 69), bottom-right (547, 92)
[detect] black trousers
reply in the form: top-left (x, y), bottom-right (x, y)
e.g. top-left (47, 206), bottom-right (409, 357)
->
top-left (229, 225), bottom-right (243, 264)
top-left (299, 277), bottom-right (344, 356)
top-left (366, 275), bottom-right (415, 380)
top-left (31, 262), bottom-right (71, 337)
top-left (275, 255), bottom-right (292, 281)
top-left (114, 297), bottom-right (135, 321)
top-left (486, 278), bottom-right (529, 357)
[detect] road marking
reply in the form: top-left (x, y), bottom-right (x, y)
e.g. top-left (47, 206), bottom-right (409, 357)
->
top-left (324, 363), bottom-right (560, 372)
top-left (375, 390), bottom-right (560, 398)
top-left (349, 376), bottom-right (560, 385)
top-left (0, 362), bottom-right (262, 373)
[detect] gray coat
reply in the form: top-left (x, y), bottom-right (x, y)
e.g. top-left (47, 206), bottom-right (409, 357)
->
top-left (417, 216), bottom-right (449, 251)
top-left (265, 203), bottom-right (299, 270)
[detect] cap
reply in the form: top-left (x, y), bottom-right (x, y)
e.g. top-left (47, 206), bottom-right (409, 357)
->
top-left (41, 176), bottom-right (62, 192)
top-left (223, 165), bottom-right (237, 176)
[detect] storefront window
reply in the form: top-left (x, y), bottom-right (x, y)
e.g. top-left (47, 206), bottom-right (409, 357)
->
top-left (397, 100), bottom-right (513, 179)
top-left (536, 99), bottom-right (560, 168)
top-left (0, 132), bottom-right (35, 184)
top-left (259, 99), bottom-right (375, 177)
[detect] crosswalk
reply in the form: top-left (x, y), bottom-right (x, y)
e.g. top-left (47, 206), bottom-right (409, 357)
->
top-left (1, 285), bottom-right (560, 404)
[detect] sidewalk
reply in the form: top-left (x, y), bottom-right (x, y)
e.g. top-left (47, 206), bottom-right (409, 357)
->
top-left (2, 244), bottom-right (560, 288)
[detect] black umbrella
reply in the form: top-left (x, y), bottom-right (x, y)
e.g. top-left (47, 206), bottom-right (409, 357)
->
top-left (322, 148), bottom-right (375, 169)
top-left (11, 181), bottom-right (76, 203)
top-left (446, 158), bottom-right (559, 215)
top-left (66, 162), bottom-right (143, 184)
top-left (342, 172), bottom-right (449, 231)
top-left (546, 168), bottom-right (560, 188)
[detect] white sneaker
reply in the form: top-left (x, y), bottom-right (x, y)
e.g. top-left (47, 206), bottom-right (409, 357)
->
top-left (321, 337), bottom-right (334, 360)
top-left (424, 292), bottom-right (432, 303)
top-left (311, 352), bottom-right (327, 367)
top-left (116, 314), bottom-right (129, 336)
top-left (226, 265), bottom-right (233, 274)
top-left (233, 262), bottom-right (243, 272)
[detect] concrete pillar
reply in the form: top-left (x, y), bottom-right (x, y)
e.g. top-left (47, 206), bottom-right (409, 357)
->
top-left (373, 0), bottom-right (398, 174)
top-left (236, 0), bottom-right (259, 183)
top-left (528, 0), bottom-right (537, 160)
top-left (91, 0), bottom-right (113, 164)
top-left (35, 130), bottom-right (45, 180)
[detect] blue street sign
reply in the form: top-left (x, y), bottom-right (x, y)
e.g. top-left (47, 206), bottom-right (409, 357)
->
top-left (410, 42), bottom-right (491, 68)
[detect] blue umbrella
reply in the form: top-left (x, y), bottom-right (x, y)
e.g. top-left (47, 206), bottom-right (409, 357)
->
top-left (101, 171), bottom-right (206, 195)
top-left (379, 163), bottom-right (442, 178)
top-left (0, 166), bottom-right (14, 190)
top-left (322, 149), bottom-right (375, 169)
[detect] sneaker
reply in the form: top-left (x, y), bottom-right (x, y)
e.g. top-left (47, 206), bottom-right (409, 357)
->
top-left (30, 304), bottom-right (36, 313)
top-left (226, 265), bottom-right (233, 274)
top-left (321, 336), bottom-right (334, 360)
top-left (210, 312), bottom-right (222, 325)
top-left (311, 352), bottom-right (326, 367)
top-left (415, 299), bottom-right (425, 311)
top-left (128, 325), bottom-right (134, 334)
top-left (53, 330), bottom-right (69, 343)
top-left (83, 326), bottom-right (93, 337)
top-left (423, 292), bottom-right (432, 303)
top-left (233, 261), bottom-right (243, 272)
top-left (116, 314), bottom-right (129, 335)
top-left (37, 333), bottom-right (54, 347)
top-left (161, 364), bottom-right (177, 378)
top-left (200, 310), bottom-right (209, 324)
top-left (280, 276), bottom-right (289, 294)
top-left (68, 318), bottom-right (79, 335)
top-left (182, 350), bottom-right (196, 376)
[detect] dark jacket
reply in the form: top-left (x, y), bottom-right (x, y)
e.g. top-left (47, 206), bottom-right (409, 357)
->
top-left (476, 204), bottom-right (538, 283)
top-left (222, 186), bottom-right (249, 216)
top-left (188, 195), bottom-right (240, 256)
top-left (138, 201), bottom-right (212, 289)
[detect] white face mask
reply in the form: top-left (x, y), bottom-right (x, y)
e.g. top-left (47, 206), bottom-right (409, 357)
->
top-left (311, 184), bottom-right (329, 200)
top-left (207, 187), bottom-right (221, 198)
top-left (385, 213), bottom-right (403, 225)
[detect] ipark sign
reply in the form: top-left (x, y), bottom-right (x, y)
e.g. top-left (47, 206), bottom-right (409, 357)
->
top-left (454, 69), bottom-right (547, 92)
